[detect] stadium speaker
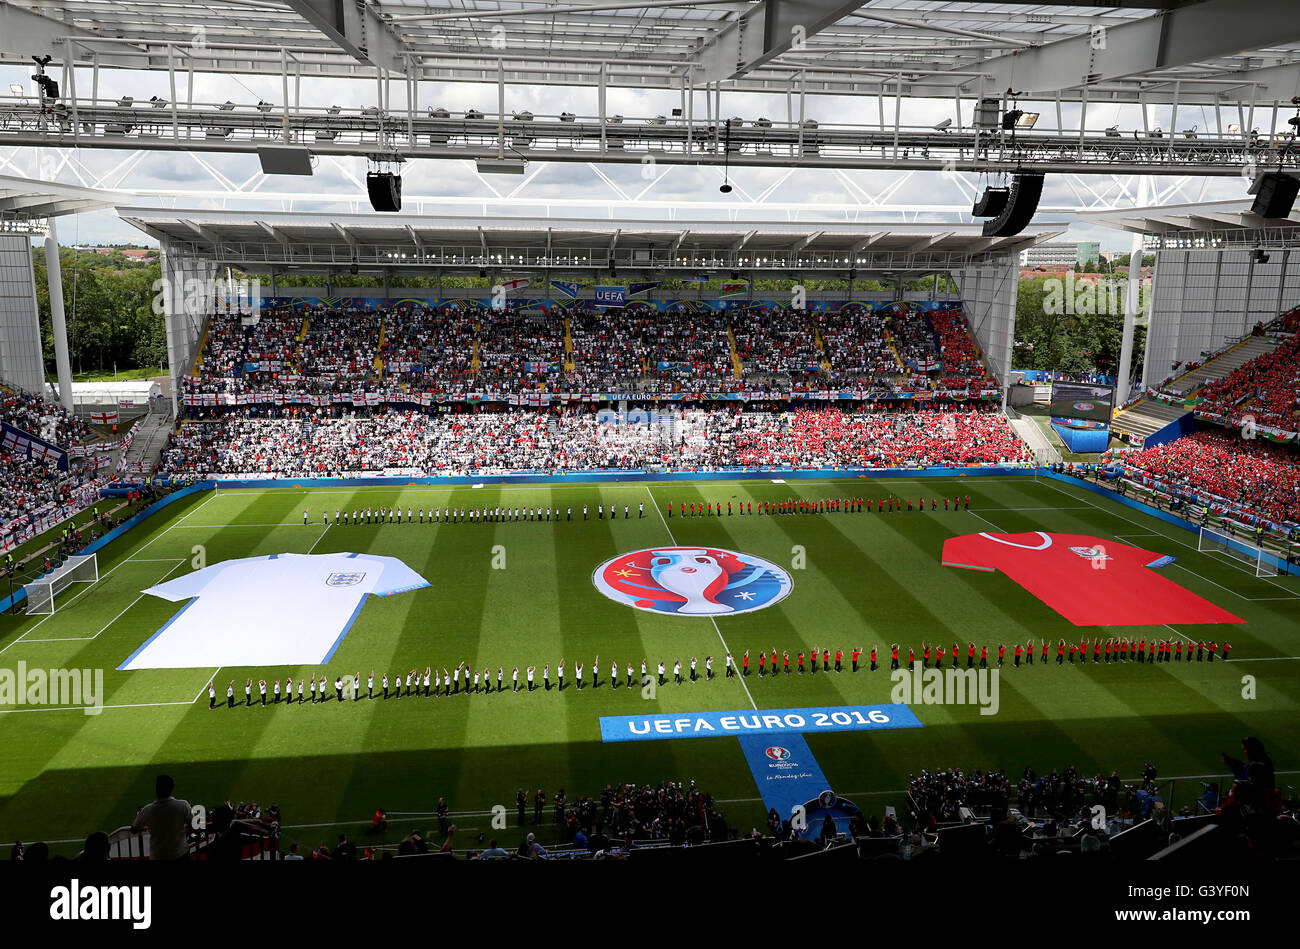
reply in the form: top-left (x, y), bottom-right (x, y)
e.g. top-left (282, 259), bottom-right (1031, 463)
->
top-left (971, 186), bottom-right (1010, 218)
top-left (981, 173), bottom-right (1045, 237)
top-left (366, 172), bottom-right (402, 213)
top-left (1249, 172), bottom-right (1300, 218)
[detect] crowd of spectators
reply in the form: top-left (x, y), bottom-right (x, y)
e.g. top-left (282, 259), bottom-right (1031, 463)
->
top-left (552, 781), bottom-right (725, 852)
top-left (726, 407), bottom-right (1030, 469)
top-left (158, 404), bottom-right (1031, 477)
top-left (181, 303), bottom-right (995, 406)
top-left (474, 314), bottom-right (567, 389)
top-left (567, 311), bottom-right (650, 390)
top-left (1122, 429), bottom-right (1300, 526)
top-left (909, 764), bottom-right (1150, 828)
top-left (380, 310), bottom-right (476, 392)
top-left (731, 309), bottom-right (822, 384)
top-left (2, 385), bottom-right (91, 446)
top-left (818, 307), bottom-right (898, 380)
top-left (1, 386), bottom-right (102, 540)
top-left (930, 308), bottom-right (992, 386)
top-left (905, 741), bottom-right (1296, 860)
top-left (1196, 325), bottom-right (1300, 432)
top-left (298, 313), bottom-right (381, 385)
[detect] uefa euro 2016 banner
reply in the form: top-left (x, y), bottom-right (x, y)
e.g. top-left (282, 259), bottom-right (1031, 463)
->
top-left (599, 704), bottom-right (923, 742)
top-left (183, 388), bottom-right (1000, 408)
top-left (255, 296), bottom-right (963, 315)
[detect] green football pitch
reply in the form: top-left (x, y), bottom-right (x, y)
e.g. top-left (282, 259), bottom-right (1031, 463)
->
top-left (1, 474), bottom-right (1296, 854)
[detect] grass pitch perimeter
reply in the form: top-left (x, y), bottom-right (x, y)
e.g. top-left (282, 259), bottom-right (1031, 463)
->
top-left (0, 474), bottom-right (1297, 854)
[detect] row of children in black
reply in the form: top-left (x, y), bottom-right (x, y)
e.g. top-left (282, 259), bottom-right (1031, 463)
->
top-left (303, 495), bottom-right (974, 525)
top-left (210, 633), bottom-right (1232, 708)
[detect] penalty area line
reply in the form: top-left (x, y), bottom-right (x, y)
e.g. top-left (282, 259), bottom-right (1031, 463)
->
top-left (0, 558), bottom-right (187, 656)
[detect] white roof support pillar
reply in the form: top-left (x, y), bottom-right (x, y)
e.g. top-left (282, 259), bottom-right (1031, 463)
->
top-left (43, 220), bottom-right (73, 411)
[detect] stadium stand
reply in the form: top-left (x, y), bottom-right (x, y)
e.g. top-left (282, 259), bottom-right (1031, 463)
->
top-left (1120, 429), bottom-right (1300, 528)
top-left (181, 303), bottom-right (997, 406)
top-left (159, 405), bottom-right (1030, 477)
top-left (1, 385), bottom-right (110, 552)
top-left (1194, 321), bottom-right (1300, 434)
top-left (161, 303), bottom-right (1024, 478)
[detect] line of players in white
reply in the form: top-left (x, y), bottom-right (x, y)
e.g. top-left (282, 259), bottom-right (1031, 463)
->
top-left (209, 654), bottom-right (739, 708)
top-left (304, 503), bottom-right (647, 525)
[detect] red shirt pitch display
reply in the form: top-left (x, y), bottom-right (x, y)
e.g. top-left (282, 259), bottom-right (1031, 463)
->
top-left (941, 531), bottom-right (1243, 627)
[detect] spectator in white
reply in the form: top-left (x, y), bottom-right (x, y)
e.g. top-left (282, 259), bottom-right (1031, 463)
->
top-left (522, 831), bottom-right (549, 859)
top-left (130, 773), bottom-right (193, 860)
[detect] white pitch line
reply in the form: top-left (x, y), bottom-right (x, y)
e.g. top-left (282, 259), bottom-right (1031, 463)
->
top-left (0, 700), bottom-right (194, 715)
top-left (646, 485), bottom-right (757, 711)
top-left (1225, 656), bottom-right (1300, 662)
top-left (306, 523), bottom-right (331, 554)
top-left (193, 667), bottom-right (223, 704)
top-left (966, 510), bottom-right (1006, 533)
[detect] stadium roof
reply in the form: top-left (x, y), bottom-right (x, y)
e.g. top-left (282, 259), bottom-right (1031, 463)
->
top-left (1078, 199), bottom-right (1300, 243)
top-left (118, 208), bottom-right (1066, 277)
top-left (4, 0), bottom-right (1299, 105)
top-left (0, 174), bottom-right (128, 224)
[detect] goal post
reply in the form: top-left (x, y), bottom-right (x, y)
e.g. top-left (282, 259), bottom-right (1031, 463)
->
top-left (22, 553), bottom-right (99, 615)
top-left (1197, 526), bottom-right (1278, 578)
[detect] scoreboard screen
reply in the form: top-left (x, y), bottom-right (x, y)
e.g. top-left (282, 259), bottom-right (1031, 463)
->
top-left (1049, 382), bottom-right (1115, 423)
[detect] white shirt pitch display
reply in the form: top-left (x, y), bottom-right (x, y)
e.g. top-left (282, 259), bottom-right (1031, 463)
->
top-left (120, 552), bottom-right (430, 670)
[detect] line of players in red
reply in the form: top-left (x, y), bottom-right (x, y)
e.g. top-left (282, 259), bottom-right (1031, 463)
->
top-left (667, 495), bottom-right (972, 517)
top-left (874, 636), bottom-right (1232, 672)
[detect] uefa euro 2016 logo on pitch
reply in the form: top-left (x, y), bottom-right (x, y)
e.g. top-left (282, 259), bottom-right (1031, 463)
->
top-left (1073, 402), bottom-right (1096, 412)
top-left (592, 547), bottom-right (792, 616)
top-left (765, 746), bottom-right (791, 761)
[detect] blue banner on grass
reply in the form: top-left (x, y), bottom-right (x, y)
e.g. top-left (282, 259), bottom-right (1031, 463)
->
top-left (737, 732), bottom-right (832, 822)
top-left (598, 704), bottom-right (922, 743)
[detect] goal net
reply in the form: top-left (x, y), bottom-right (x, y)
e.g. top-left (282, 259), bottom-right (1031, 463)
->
top-left (1197, 526), bottom-right (1278, 578)
top-left (23, 553), bottom-right (99, 614)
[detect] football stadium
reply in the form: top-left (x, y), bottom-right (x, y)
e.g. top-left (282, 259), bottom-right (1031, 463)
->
top-left (1, 0), bottom-right (1299, 913)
